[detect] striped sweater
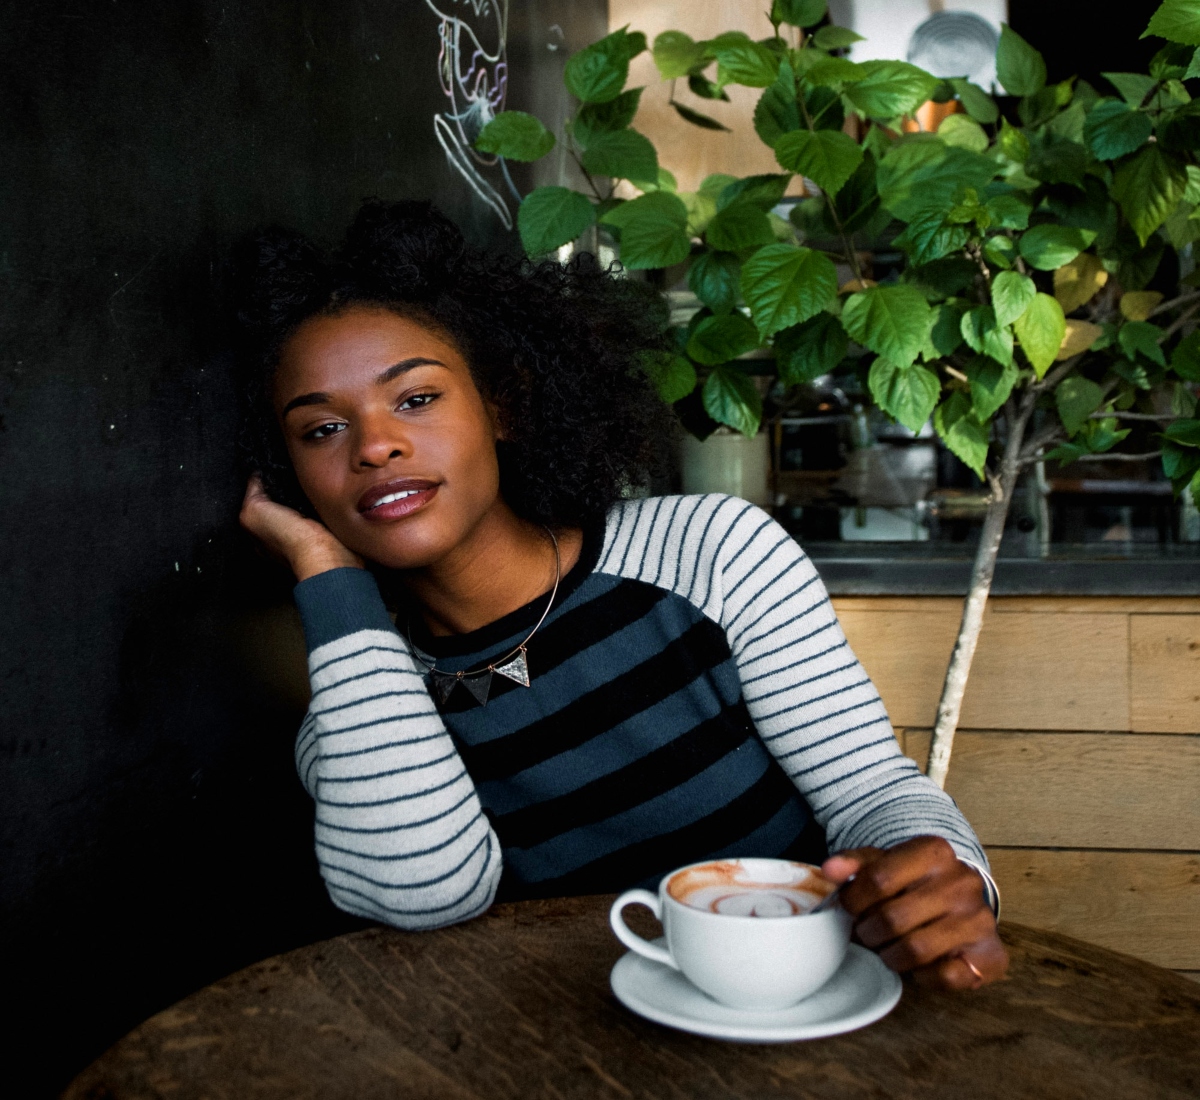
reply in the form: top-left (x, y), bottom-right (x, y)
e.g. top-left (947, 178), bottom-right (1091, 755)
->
top-left (294, 494), bottom-right (995, 930)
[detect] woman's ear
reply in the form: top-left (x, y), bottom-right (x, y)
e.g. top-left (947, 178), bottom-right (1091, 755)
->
top-left (486, 399), bottom-right (507, 442)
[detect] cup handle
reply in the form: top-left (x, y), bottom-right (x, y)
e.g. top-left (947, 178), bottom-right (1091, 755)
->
top-left (609, 889), bottom-right (679, 970)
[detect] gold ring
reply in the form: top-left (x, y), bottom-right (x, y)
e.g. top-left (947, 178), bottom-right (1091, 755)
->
top-left (959, 953), bottom-right (984, 984)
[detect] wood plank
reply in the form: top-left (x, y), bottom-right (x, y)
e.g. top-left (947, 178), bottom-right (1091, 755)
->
top-left (839, 608), bottom-right (1130, 730)
top-left (832, 596), bottom-right (1200, 615)
top-left (985, 848), bottom-right (1200, 970)
top-left (1179, 971), bottom-right (1200, 984)
top-left (901, 730), bottom-right (1200, 850)
top-left (1131, 615), bottom-right (1200, 734)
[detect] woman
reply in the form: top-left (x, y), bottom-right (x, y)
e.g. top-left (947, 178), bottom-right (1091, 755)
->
top-left (235, 200), bottom-right (1006, 991)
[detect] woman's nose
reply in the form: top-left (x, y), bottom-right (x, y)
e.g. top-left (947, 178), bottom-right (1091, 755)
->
top-left (353, 415), bottom-right (410, 469)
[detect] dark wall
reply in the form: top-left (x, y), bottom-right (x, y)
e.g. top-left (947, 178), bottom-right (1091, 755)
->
top-left (1009, 0), bottom-right (1160, 86)
top-left (0, 1), bottom-right (604, 1094)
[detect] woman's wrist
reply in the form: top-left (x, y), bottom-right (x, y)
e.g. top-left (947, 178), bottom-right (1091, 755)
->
top-left (292, 544), bottom-right (363, 582)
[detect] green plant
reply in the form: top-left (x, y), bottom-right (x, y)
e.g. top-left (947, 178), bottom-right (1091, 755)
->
top-left (479, 0), bottom-right (1200, 783)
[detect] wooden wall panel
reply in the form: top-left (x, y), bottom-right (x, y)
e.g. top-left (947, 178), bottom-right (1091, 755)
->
top-left (836, 606), bottom-right (1130, 731)
top-left (987, 849), bottom-right (1200, 970)
top-left (1131, 615), bottom-right (1200, 734)
top-left (902, 731), bottom-right (1200, 851)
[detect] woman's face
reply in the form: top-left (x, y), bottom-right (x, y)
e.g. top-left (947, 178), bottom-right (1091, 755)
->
top-left (274, 305), bottom-right (504, 570)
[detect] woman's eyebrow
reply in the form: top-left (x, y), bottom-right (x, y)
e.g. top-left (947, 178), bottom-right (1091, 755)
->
top-left (281, 359), bottom-right (447, 417)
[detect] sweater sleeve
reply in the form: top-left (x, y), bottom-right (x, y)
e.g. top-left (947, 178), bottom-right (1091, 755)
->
top-left (292, 567), bottom-right (503, 930)
top-left (710, 502), bottom-right (999, 911)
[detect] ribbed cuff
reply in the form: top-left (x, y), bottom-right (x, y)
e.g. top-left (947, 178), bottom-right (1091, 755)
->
top-left (293, 567), bottom-right (395, 653)
top-left (958, 857), bottom-right (1001, 918)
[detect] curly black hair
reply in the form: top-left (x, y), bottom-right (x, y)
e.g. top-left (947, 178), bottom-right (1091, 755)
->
top-left (231, 199), bottom-right (674, 528)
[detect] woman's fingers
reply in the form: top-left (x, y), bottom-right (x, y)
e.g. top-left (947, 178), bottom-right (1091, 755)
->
top-left (837, 835), bottom-right (958, 917)
top-left (875, 905), bottom-right (998, 973)
top-left (821, 847), bottom-right (881, 885)
top-left (238, 475), bottom-right (362, 580)
top-left (854, 858), bottom-right (985, 948)
top-left (910, 932), bottom-right (1011, 990)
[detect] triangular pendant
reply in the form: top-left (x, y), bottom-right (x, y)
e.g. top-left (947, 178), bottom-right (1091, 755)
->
top-left (461, 670), bottom-right (493, 706)
top-left (430, 672), bottom-right (459, 704)
top-left (493, 647), bottom-right (531, 687)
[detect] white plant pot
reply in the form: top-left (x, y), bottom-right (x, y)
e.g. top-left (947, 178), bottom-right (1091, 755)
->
top-left (679, 429), bottom-right (771, 507)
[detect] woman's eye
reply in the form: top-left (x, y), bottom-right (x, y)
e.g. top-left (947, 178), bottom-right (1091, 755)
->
top-left (305, 422), bottom-right (346, 441)
top-left (399, 391), bottom-right (439, 410)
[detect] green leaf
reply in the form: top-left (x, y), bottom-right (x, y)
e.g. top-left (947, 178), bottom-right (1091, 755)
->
top-left (1163, 418), bottom-right (1200, 447)
top-left (996, 24), bottom-right (1047, 96)
top-left (688, 74), bottom-right (730, 100)
top-left (833, 151), bottom-right (882, 232)
top-left (997, 119), bottom-right (1031, 162)
top-left (1171, 329), bottom-right (1200, 380)
top-left (1084, 98), bottom-right (1153, 160)
top-left (934, 391), bottom-right (990, 477)
top-left (1161, 441), bottom-right (1200, 494)
top-left (580, 128), bottom-right (658, 181)
top-left (1144, 0), bottom-right (1200, 45)
top-left (703, 365), bottom-right (763, 436)
top-left (1044, 440), bottom-right (1092, 465)
top-left (717, 174), bottom-right (792, 211)
top-left (754, 60), bottom-right (801, 148)
top-left (991, 271), bottom-right (1037, 327)
top-left (842, 284), bottom-right (934, 368)
top-left (983, 234), bottom-right (1018, 269)
top-left (670, 102), bottom-right (730, 131)
top-left (1112, 145), bottom-right (1189, 245)
top-left (1013, 293), bottom-right (1066, 377)
top-left (740, 243), bottom-right (838, 339)
top-left (930, 301), bottom-right (968, 356)
top-left (600, 191), bottom-right (691, 269)
top-left (773, 129), bottom-right (863, 197)
top-left (1056, 374), bottom-right (1105, 436)
top-left (985, 193), bottom-right (1033, 230)
top-left (688, 251), bottom-right (741, 314)
top-left (937, 113), bottom-right (988, 153)
top-left (653, 31), bottom-right (705, 79)
top-left (772, 0), bottom-right (827, 28)
top-left (565, 30), bottom-right (632, 104)
top-left (1103, 71), bottom-right (1158, 106)
top-left (474, 111), bottom-right (556, 161)
top-left (1025, 135), bottom-right (1090, 187)
top-left (713, 39), bottom-right (780, 89)
top-left (1119, 320), bottom-right (1168, 366)
top-left (1188, 46), bottom-right (1200, 78)
top-left (1019, 224), bottom-right (1093, 270)
top-left (517, 187), bottom-right (597, 256)
top-left (687, 312), bottom-right (761, 365)
top-left (699, 173), bottom-right (738, 198)
top-left (705, 203), bottom-right (776, 250)
top-left (892, 210), bottom-right (969, 266)
top-left (842, 60), bottom-right (939, 120)
top-left (949, 78), bottom-right (999, 124)
top-left (805, 57), bottom-right (866, 86)
top-left (961, 306), bottom-right (1015, 366)
top-left (876, 142), bottom-right (997, 221)
top-left (573, 89), bottom-right (644, 148)
top-left (642, 352), bottom-right (697, 403)
top-left (812, 25), bottom-right (864, 49)
top-left (967, 356), bottom-right (1019, 420)
top-left (774, 313), bottom-right (848, 384)
top-left (868, 359), bottom-right (941, 433)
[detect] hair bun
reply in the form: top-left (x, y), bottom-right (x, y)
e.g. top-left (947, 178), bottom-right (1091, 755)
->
top-left (341, 199), bottom-right (465, 297)
top-left (231, 226), bottom-right (330, 340)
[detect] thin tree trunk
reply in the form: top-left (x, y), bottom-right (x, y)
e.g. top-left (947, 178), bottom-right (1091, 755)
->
top-left (926, 400), bottom-right (1033, 788)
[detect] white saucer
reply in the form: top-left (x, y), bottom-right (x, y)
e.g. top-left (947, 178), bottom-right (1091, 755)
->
top-left (610, 941), bottom-right (902, 1043)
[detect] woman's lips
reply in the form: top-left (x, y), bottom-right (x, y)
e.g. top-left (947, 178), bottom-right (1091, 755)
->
top-left (357, 479), bottom-right (439, 521)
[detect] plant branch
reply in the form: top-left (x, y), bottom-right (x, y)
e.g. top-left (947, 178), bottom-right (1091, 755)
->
top-left (1160, 301), bottom-right (1200, 341)
top-left (1030, 354), bottom-right (1084, 397)
top-left (1066, 450), bottom-right (1163, 463)
top-left (568, 149), bottom-right (608, 203)
top-left (1148, 288), bottom-right (1200, 319)
top-left (1089, 410), bottom-right (1180, 422)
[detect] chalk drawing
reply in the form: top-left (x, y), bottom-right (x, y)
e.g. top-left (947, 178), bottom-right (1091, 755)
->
top-left (425, 0), bottom-right (518, 228)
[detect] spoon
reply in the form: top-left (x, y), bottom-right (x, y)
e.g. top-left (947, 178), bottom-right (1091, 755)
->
top-left (808, 873), bottom-right (855, 914)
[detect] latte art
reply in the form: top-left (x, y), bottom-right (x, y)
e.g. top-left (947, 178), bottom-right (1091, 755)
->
top-left (667, 858), bottom-right (834, 918)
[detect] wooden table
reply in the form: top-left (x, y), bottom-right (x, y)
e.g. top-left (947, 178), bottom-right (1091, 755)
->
top-left (66, 896), bottom-right (1200, 1100)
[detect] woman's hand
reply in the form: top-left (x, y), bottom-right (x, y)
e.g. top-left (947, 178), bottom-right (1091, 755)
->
top-left (822, 836), bottom-right (1008, 991)
top-left (240, 474), bottom-right (363, 581)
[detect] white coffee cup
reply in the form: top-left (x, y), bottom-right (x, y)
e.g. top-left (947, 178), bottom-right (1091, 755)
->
top-left (609, 857), bottom-right (853, 1011)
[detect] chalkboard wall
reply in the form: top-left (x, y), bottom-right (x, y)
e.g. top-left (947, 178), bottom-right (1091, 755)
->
top-left (0, 1), bottom-right (604, 1093)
